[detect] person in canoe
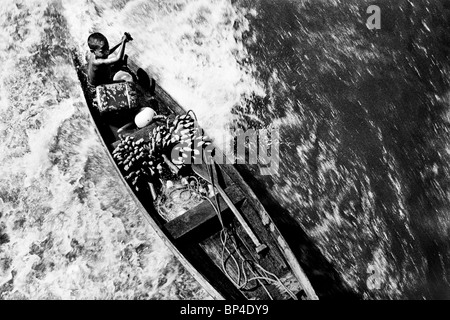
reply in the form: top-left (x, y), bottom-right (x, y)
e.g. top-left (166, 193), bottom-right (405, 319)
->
top-left (86, 31), bottom-right (134, 87)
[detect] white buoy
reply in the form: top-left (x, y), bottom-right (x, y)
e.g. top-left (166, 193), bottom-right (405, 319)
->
top-left (135, 107), bottom-right (156, 128)
top-left (113, 70), bottom-right (133, 82)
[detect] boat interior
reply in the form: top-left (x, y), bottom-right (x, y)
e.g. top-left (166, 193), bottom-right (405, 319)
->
top-left (72, 51), bottom-right (309, 300)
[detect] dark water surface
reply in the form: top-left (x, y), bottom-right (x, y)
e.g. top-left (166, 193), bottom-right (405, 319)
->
top-left (232, 0), bottom-right (450, 299)
top-left (2, 0), bottom-right (450, 300)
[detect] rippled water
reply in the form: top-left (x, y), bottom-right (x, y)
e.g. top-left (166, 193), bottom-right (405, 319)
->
top-left (1, 0), bottom-right (450, 300)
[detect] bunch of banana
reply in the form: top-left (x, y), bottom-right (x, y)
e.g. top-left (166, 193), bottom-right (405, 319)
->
top-left (162, 114), bottom-right (213, 165)
top-left (113, 113), bottom-right (215, 193)
top-left (149, 123), bottom-right (172, 153)
top-left (112, 135), bottom-right (158, 191)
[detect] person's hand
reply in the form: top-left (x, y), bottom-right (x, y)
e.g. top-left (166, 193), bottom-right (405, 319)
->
top-left (123, 32), bottom-right (133, 42)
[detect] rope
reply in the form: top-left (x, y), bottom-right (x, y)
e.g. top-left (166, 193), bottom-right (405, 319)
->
top-left (187, 109), bottom-right (198, 121)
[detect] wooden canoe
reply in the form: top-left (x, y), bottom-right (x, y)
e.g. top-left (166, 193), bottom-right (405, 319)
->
top-left (71, 50), bottom-right (318, 300)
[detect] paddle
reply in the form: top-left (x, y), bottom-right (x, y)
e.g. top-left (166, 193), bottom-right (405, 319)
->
top-left (192, 162), bottom-right (267, 254)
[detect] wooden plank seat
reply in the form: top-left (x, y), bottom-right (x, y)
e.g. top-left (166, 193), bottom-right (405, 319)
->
top-left (165, 185), bottom-right (245, 240)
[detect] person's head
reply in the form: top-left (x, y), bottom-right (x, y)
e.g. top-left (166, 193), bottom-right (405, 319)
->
top-left (88, 33), bottom-right (110, 58)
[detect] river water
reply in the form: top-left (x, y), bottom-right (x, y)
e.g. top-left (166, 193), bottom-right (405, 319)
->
top-left (1, 0), bottom-right (450, 299)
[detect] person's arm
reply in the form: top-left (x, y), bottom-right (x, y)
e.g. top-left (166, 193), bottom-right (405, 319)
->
top-left (109, 42), bottom-right (122, 54)
top-left (93, 35), bottom-right (128, 66)
top-left (111, 33), bottom-right (132, 53)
